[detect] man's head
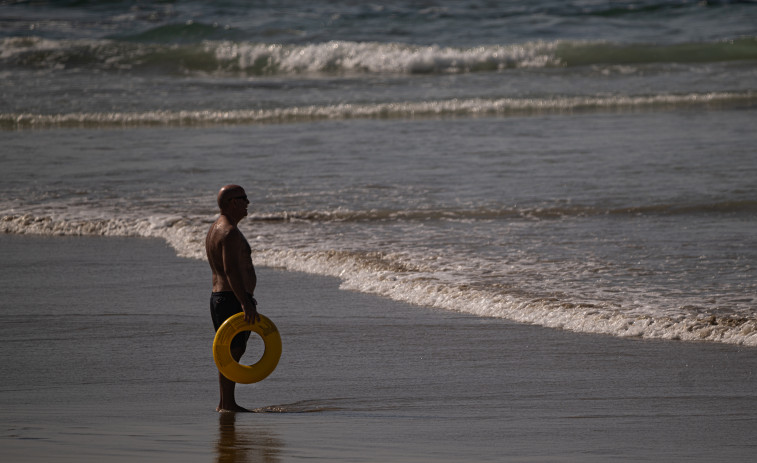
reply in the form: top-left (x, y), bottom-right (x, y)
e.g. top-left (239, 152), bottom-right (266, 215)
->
top-left (217, 184), bottom-right (250, 218)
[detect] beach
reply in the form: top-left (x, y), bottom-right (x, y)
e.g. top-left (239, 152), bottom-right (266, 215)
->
top-left (2, 1), bottom-right (757, 461)
top-left (2, 233), bottom-right (755, 462)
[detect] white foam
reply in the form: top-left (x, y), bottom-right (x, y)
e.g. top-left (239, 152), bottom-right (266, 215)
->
top-left (211, 40), bottom-right (560, 74)
top-left (0, 36), bottom-right (72, 59)
top-left (4, 212), bottom-right (756, 347)
top-left (1, 213), bottom-right (207, 261)
top-left (256, 247), bottom-right (757, 347)
top-left (3, 91), bottom-right (754, 128)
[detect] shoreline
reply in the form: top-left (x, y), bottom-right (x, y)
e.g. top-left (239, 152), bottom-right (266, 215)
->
top-left (4, 207), bottom-right (756, 348)
top-left (1, 233), bottom-right (756, 462)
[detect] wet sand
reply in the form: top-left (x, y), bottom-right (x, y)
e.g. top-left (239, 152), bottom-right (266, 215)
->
top-left (1, 234), bottom-right (756, 462)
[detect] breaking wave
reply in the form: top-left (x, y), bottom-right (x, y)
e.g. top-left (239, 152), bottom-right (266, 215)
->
top-left (3, 35), bottom-right (756, 76)
top-left (3, 212), bottom-right (756, 347)
top-left (3, 91), bottom-right (754, 129)
top-left (248, 200), bottom-right (757, 223)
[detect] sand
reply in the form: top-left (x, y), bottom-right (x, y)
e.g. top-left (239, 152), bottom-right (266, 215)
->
top-left (1, 233), bottom-right (756, 462)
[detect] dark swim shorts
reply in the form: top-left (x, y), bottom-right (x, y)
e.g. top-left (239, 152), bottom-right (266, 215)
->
top-left (210, 291), bottom-right (251, 350)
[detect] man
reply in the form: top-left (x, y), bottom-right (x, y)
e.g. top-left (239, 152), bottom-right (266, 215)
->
top-left (206, 184), bottom-right (261, 412)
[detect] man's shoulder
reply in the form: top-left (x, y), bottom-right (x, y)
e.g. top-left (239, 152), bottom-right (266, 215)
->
top-left (207, 217), bottom-right (237, 242)
top-left (214, 218), bottom-right (244, 241)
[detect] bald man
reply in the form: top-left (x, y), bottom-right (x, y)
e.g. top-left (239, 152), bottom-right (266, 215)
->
top-left (206, 184), bottom-right (260, 412)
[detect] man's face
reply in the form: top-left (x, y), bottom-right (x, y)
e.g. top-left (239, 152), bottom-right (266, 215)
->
top-left (230, 189), bottom-right (250, 217)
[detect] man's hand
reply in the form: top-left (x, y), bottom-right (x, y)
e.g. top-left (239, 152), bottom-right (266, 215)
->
top-left (242, 296), bottom-right (261, 324)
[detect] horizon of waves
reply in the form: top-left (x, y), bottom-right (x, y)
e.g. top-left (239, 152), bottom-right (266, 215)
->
top-left (3, 211), bottom-right (756, 347)
top-left (3, 36), bottom-right (757, 75)
top-left (3, 91), bottom-right (755, 129)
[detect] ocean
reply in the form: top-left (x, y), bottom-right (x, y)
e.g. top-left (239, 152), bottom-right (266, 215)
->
top-left (2, 0), bottom-right (756, 344)
top-left (2, 2), bottom-right (757, 460)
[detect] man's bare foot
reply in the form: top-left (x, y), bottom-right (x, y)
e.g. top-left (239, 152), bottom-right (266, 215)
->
top-left (217, 404), bottom-right (252, 413)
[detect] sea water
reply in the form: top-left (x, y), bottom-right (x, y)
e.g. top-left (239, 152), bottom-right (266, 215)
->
top-left (2, 0), bottom-right (757, 345)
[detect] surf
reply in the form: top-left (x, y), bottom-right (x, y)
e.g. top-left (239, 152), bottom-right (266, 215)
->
top-left (4, 36), bottom-right (756, 76)
top-left (3, 211), bottom-right (757, 347)
top-left (3, 91), bottom-right (755, 129)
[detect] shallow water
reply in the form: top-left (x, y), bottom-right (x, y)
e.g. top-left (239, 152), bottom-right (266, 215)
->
top-left (2, 108), bottom-right (756, 344)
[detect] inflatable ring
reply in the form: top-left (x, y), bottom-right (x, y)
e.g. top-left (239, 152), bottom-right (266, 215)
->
top-left (213, 312), bottom-right (282, 384)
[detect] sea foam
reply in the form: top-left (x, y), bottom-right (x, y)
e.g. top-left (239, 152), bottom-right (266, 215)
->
top-left (3, 91), bottom-right (754, 129)
top-left (3, 212), bottom-right (756, 347)
top-left (211, 40), bottom-right (558, 74)
top-left (4, 36), bottom-right (756, 75)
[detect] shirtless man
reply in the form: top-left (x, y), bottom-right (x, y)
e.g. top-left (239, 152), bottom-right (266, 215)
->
top-left (206, 184), bottom-right (261, 412)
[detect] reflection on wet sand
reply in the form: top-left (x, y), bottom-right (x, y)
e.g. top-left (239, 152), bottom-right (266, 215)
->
top-left (215, 412), bottom-right (283, 463)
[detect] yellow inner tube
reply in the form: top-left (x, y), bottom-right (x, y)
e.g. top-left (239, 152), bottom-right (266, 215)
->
top-left (213, 312), bottom-right (282, 384)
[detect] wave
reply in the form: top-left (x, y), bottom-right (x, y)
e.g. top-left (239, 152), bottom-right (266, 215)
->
top-left (3, 212), bottom-right (756, 347)
top-left (251, 201), bottom-right (757, 223)
top-left (571, 0), bottom-right (757, 18)
top-left (0, 36), bottom-right (556, 74)
top-left (3, 200), bottom-right (753, 240)
top-left (114, 21), bottom-right (242, 44)
top-left (3, 36), bottom-right (756, 76)
top-left (556, 37), bottom-right (757, 66)
top-left (609, 200), bottom-right (757, 217)
top-left (3, 91), bottom-right (754, 129)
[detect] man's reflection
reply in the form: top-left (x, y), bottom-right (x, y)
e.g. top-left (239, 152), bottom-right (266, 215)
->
top-left (216, 412), bottom-right (283, 463)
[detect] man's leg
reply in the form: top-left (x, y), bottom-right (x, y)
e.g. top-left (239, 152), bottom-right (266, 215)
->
top-left (218, 345), bottom-right (250, 412)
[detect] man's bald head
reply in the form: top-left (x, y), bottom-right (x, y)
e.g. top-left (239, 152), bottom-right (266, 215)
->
top-left (217, 184), bottom-right (247, 211)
